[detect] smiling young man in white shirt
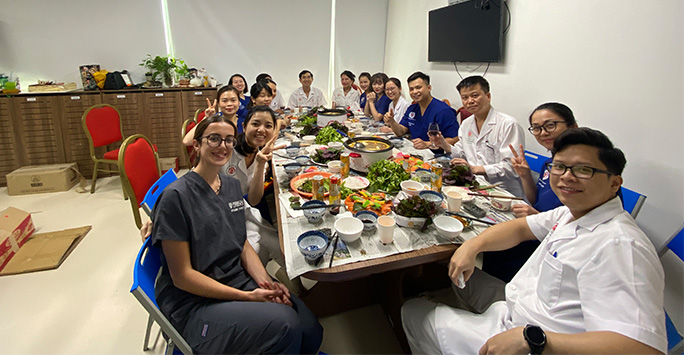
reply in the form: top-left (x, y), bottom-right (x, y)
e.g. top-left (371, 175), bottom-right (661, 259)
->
top-left (287, 70), bottom-right (326, 109)
top-left (403, 127), bottom-right (666, 354)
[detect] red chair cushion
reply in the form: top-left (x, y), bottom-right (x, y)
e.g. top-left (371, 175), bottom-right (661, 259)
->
top-left (86, 106), bottom-right (123, 147)
top-left (103, 148), bottom-right (119, 161)
top-left (124, 138), bottom-right (160, 204)
top-left (197, 111), bottom-right (206, 123)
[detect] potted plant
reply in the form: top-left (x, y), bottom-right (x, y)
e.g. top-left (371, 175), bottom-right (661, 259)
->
top-left (139, 54), bottom-right (184, 87)
top-left (176, 61), bottom-right (190, 87)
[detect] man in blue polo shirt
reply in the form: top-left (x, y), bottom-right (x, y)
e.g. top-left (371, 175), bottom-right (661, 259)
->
top-left (384, 71), bottom-right (459, 149)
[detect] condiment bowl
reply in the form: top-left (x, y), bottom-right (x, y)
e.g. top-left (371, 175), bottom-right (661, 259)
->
top-left (401, 180), bottom-right (424, 196)
top-left (302, 135), bottom-right (316, 145)
top-left (433, 216), bottom-right (464, 240)
top-left (327, 160), bottom-right (342, 174)
top-left (286, 146), bottom-right (300, 157)
top-left (328, 141), bottom-right (344, 150)
top-left (302, 200), bottom-right (326, 224)
top-left (284, 163), bottom-right (302, 179)
top-left (295, 155), bottom-right (310, 165)
top-left (334, 217), bottom-right (364, 243)
top-left (297, 230), bottom-right (328, 263)
top-left (419, 190), bottom-right (444, 204)
top-left (389, 137), bottom-right (404, 148)
top-left (354, 210), bottom-right (378, 232)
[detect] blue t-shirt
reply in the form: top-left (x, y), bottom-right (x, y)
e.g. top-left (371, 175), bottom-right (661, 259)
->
top-left (533, 158), bottom-right (562, 212)
top-left (236, 96), bottom-right (250, 133)
top-left (359, 92), bottom-right (367, 110)
top-left (374, 94), bottom-right (391, 115)
top-left (399, 98), bottom-right (459, 141)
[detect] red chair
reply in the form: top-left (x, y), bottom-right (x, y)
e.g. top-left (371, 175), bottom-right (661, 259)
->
top-left (82, 104), bottom-right (124, 194)
top-left (181, 108), bottom-right (207, 167)
top-left (118, 134), bottom-right (160, 229)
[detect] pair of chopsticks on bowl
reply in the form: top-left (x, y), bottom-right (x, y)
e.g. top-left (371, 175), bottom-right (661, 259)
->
top-left (291, 203), bottom-right (342, 210)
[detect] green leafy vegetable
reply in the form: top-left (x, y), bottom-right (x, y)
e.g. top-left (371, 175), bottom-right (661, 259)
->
top-left (315, 126), bottom-right (343, 145)
top-left (395, 195), bottom-right (438, 218)
top-left (296, 115), bottom-right (317, 127)
top-left (311, 147), bottom-right (342, 164)
top-left (367, 160), bottom-right (410, 194)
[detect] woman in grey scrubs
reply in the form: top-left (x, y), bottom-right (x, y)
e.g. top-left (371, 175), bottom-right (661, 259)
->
top-left (151, 114), bottom-right (323, 354)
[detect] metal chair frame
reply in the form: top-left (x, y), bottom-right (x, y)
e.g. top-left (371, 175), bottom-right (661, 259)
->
top-left (81, 103), bottom-right (125, 194)
top-left (118, 134), bottom-right (160, 229)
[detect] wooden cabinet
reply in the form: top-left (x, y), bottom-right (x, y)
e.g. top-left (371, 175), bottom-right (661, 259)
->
top-left (0, 97), bottom-right (21, 185)
top-left (12, 95), bottom-right (65, 166)
top-left (1, 87), bottom-right (214, 186)
top-left (59, 93), bottom-right (102, 179)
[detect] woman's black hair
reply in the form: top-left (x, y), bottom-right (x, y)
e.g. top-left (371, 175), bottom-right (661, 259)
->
top-left (235, 105), bottom-right (277, 156)
top-left (192, 114), bottom-right (238, 167)
top-left (370, 72), bottom-right (389, 95)
top-left (228, 73), bottom-right (248, 94)
top-left (255, 73), bottom-right (271, 83)
top-left (341, 70), bottom-right (356, 82)
top-left (386, 77), bottom-right (402, 90)
top-left (529, 102), bottom-right (577, 126)
top-left (246, 81), bottom-right (273, 110)
top-left (216, 85), bottom-right (241, 103)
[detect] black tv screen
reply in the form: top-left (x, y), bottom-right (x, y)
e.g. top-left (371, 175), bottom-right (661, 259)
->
top-left (428, 1), bottom-right (503, 62)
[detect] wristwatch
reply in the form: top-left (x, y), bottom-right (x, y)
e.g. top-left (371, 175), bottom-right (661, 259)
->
top-left (523, 324), bottom-right (546, 355)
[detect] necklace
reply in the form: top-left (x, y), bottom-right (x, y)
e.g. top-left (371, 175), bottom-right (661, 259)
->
top-left (214, 174), bottom-right (221, 194)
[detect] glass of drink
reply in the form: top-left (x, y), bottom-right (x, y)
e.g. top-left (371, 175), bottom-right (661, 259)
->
top-left (428, 122), bottom-right (440, 149)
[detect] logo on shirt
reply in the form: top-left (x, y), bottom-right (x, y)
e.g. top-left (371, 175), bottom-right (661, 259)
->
top-left (228, 199), bottom-right (244, 212)
top-left (408, 112), bottom-right (415, 119)
top-left (227, 165), bottom-right (237, 175)
top-left (542, 169), bottom-right (550, 180)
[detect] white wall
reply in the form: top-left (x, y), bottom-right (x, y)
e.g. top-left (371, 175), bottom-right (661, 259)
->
top-left (385, 0), bottom-right (684, 248)
top-left (385, 0), bottom-right (684, 331)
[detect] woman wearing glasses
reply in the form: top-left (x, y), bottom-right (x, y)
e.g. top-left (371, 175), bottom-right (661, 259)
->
top-left (483, 102), bottom-right (577, 282)
top-left (509, 102), bottom-right (578, 217)
top-left (151, 114), bottom-right (323, 354)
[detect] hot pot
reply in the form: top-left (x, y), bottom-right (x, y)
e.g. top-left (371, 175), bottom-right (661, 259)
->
top-left (317, 108), bottom-right (347, 127)
top-left (343, 137), bottom-right (394, 173)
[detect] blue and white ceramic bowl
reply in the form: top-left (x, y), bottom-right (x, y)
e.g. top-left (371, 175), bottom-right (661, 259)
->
top-left (389, 137), bottom-right (404, 148)
top-left (297, 230), bottom-right (328, 263)
top-left (284, 163), bottom-right (302, 179)
top-left (354, 210), bottom-right (379, 232)
top-left (302, 200), bottom-right (326, 224)
top-left (419, 190), bottom-right (444, 204)
top-left (286, 146), bottom-right (300, 157)
top-left (295, 155), bottom-right (310, 165)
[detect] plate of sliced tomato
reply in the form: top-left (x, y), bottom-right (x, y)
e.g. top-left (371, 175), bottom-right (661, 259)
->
top-left (393, 154), bottom-right (432, 172)
top-left (344, 190), bottom-right (393, 215)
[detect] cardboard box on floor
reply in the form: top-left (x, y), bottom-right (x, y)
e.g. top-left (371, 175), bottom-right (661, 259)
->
top-left (0, 207), bottom-right (91, 276)
top-left (6, 163), bottom-right (79, 196)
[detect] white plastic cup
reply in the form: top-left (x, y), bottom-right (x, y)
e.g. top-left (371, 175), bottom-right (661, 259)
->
top-left (377, 215), bottom-right (396, 244)
top-left (446, 190), bottom-right (464, 212)
top-left (491, 197), bottom-right (512, 211)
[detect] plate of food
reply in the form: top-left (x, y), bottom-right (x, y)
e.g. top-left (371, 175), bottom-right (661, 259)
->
top-left (309, 146), bottom-right (343, 166)
top-left (393, 154), bottom-right (431, 172)
top-left (290, 172), bottom-right (333, 199)
top-left (344, 190), bottom-right (393, 215)
top-left (342, 176), bottom-right (370, 190)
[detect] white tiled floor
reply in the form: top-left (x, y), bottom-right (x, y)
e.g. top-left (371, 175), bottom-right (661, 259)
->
top-left (0, 175), bottom-right (403, 354)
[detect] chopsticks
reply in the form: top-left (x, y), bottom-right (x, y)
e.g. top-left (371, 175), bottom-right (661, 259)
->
top-left (469, 182), bottom-right (503, 191)
top-left (444, 211), bottom-right (497, 225)
top-left (328, 233), bottom-right (340, 268)
top-left (292, 203), bottom-right (343, 210)
top-left (467, 192), bottom-right (525, 200)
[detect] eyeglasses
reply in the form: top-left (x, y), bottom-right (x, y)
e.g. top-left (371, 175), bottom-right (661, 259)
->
top-left (528, 121), bottom-right (566, 135)
top-left (201, 134), bottom-right (237, 148)
top-left (546, 162), bottom-right (614, 179)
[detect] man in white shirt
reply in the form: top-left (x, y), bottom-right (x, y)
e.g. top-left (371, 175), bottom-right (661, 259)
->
top-left (433, 75), bottom-right (525, 198)
top-left (402, 127), bottom-right (666, 354)
top-left (287, 70), bottom-right (326, 109)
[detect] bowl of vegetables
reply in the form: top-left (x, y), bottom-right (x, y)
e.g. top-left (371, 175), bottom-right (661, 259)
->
top-left (443, 163), bottom-right (480, 188)
top-left (366, 160), bottom-right (410, 193)
top-left (393, 195), bottom-right (439, 228)
top-left (311, 147), bottom-right (342, 165)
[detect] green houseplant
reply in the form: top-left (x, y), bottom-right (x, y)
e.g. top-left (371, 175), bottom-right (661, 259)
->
top-left (139, 54), bottom-right (187, 87)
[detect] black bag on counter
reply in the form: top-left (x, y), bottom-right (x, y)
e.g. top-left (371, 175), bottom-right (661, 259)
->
top-left (103, 71), bottom-right (127, 90)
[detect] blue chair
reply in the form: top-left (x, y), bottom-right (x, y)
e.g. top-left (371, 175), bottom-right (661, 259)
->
top-left (658, 223), bottom-right (684, 354)
top-left (131, 237), bottom-right (193, 355)
top-left (524, 150), bottom-right (549, 174)
top-left (141, 169), bottom-right (178, 217)
top-left (620, 186), bottom-right (646, 219)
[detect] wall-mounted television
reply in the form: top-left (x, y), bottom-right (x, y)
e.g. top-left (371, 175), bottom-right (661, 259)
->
top-left (428, 1), bottom-right (504, 63)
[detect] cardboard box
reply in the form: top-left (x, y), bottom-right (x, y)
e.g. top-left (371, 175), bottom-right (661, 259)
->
top-left (6, 163), bottom-right (79, 196)
top-left (159, 157), bottom-right (179, 174)
top-left (0, 207), bottom-right (36, 272)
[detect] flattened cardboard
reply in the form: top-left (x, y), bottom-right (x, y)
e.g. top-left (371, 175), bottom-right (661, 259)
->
top-left (6, 163), bottom-right (79, 196)
top-left (0, 226), bottom-right (91, 276)
top-left (0, 207), bottom-right (35, 272)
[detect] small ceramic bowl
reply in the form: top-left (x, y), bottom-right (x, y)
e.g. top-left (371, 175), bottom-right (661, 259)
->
top-left (302, 135), bottom-right (316, 145)
top-left (286, 146), bottom-right (300, 157)
top-left (284, 163), bottom-right (302, 179)
top-left (302, 200), bottom-right (326, 224)
top-left (389, 137), bottom-right (404, 148)
top-left (295, 155), bottom-right (310, 165)
top-left (327, 160), bottom-right (342, 174)
top-left (297, 230), bottom-right (328, 263)
top-left (434, 154), bottom-right (452, 167)
top-left (401, 180), bottom-right (424, 197)
top-left (432, 216), bottom-right (464, 240)
top-left (354, 210), bottom-right (378, 232)
top-left (328, 141), bottom-right (344, 150)
top-left (334, 217), bottom-right (364, 243)
top-left (419, 190), bottom-right (444, 204)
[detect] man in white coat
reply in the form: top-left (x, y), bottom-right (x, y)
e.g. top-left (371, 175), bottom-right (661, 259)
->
top-left (402, 127), bottom-right (666, 354)
top-left (433, 75), bottom-right (525, 198)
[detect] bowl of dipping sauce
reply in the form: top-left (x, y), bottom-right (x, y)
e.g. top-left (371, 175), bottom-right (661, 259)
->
top-left (401, 180), bottom-right (424, 196)
top-left (354, 210), bottom-right (378, 232)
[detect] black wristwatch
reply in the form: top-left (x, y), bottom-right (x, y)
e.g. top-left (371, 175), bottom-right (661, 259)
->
top-left (523, 324), bottom-right (546, 355)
